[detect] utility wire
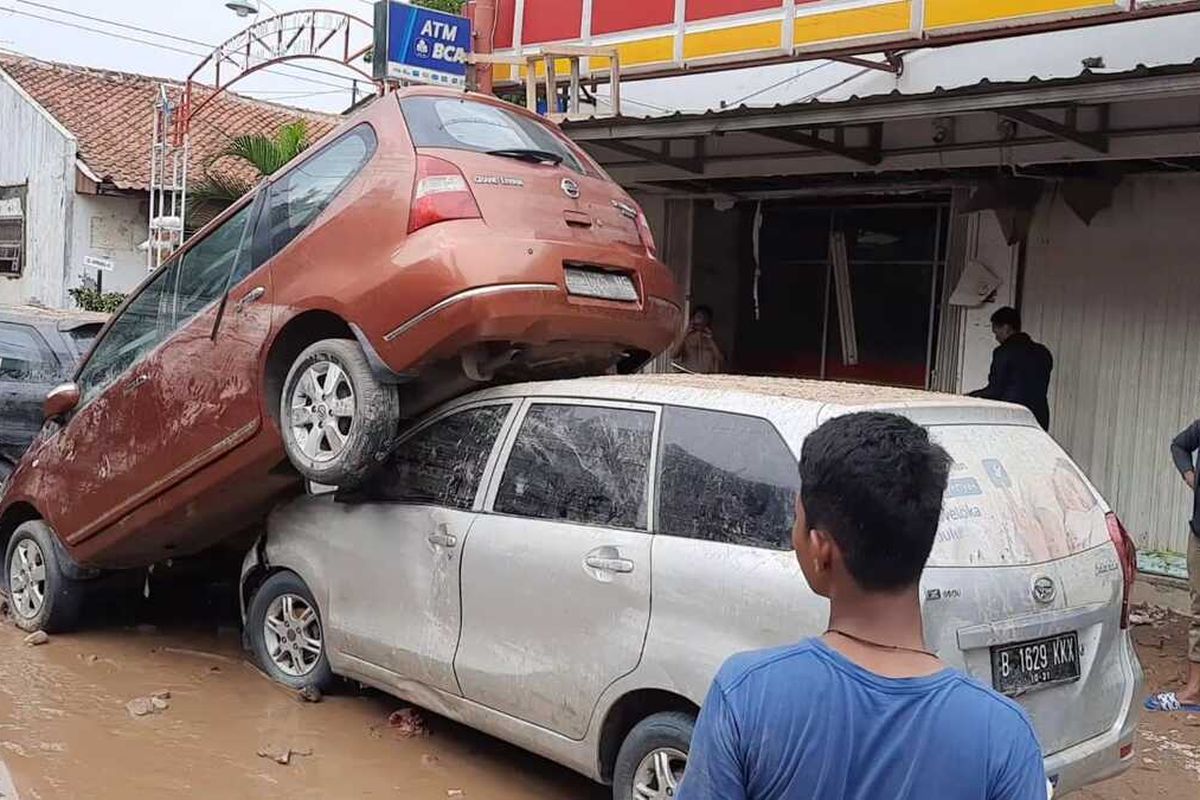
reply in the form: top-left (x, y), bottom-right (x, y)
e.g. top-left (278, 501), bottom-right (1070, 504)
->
top-left (8, 0), bottom-right (366, 93)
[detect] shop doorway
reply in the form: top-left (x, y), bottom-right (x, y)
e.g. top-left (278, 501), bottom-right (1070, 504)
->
top-left (738, 202), bottom-right (948, 388)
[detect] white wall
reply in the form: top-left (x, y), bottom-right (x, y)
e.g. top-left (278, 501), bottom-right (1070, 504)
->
top-left (0, 72), bottom-right (75, 308)
top-left (955, 211), bottom-right (1021, 393)
top-left (71, 194), bottom-right (148, 298)
top-left (1020, 174), bottom-right (1200, 556)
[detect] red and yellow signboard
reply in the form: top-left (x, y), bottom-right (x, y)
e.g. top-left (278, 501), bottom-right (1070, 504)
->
top-left (490, 0), bottom-right (1173, 83)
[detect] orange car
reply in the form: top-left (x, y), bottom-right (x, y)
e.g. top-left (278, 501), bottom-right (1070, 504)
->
top-left (0, 88), bottom-right (680, 631)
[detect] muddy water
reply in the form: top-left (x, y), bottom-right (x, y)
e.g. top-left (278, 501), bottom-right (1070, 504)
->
top-left (0, 602), bottom-right (605, 799)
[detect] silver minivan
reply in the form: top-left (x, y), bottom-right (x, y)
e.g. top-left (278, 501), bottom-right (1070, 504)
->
top-left (240, 375), bottom-right (1142, 798)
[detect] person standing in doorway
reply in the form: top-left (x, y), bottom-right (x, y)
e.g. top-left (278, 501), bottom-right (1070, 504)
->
top-left (1145, 421), bottom-right (1200, 713)
top-left (673, 305), bottom-right (725, 374)
top-left (969, 306), bottom-right (1054, 430)
top-left (677, 412), bottom-right (1049, 800)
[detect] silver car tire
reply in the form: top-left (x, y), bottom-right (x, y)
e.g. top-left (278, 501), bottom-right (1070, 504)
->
top-left (612, 712), bottom-right (694, 800)
top-left (3, 520), bottom-right (83, 633)
top-left (280, 338), bottom-right (399, 488)
top-left (247, 571), bottom-right (334, 693)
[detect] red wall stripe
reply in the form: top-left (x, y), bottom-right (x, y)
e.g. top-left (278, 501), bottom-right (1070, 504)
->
top-left (592, 0), bottom-right (676, 35)
top-left (685, 0), bottom-right (783, 22)
top-left (522, 0), bottom-right (584, 43)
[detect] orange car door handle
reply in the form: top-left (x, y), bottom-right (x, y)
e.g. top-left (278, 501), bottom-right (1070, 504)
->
top-left (235, 286), bottom-right (266, 314)
top-left (124, 374), bottom-right (149, 394)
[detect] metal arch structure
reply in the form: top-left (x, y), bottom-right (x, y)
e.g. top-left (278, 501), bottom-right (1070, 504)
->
top-left (172, 9), bottom-right (378, 145)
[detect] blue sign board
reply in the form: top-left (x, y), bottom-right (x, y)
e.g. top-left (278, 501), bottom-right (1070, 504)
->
top-left (373, 1), bottom-right (472, 88)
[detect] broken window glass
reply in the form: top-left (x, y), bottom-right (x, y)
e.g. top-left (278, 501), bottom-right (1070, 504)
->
top-left (370, 404), bottom-right (509, 509)
top-left (494, 404), bottom-right (654, 530)
top-left (657, 407), bottom-right (798, 550)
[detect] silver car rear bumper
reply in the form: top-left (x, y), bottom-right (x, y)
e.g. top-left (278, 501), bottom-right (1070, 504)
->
top-left (1045, 630), bottom-right (1143, 795)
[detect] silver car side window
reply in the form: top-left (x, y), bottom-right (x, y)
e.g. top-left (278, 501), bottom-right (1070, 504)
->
top-left (657, 406), bottom-right (798, 550)
top-left (493, 403), bottom-right (654, 530)
top-left (368, 404), bottom-right (510, 509)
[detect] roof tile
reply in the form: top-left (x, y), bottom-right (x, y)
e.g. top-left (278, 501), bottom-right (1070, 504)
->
top-left (0, 54), bottom-right (341, 192)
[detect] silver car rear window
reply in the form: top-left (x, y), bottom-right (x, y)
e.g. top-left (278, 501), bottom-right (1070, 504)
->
top-left (929, 425), bottom-right (1108, 567)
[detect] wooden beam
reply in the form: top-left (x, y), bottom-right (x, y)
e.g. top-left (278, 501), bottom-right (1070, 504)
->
top-left (750, 128), bottom-right (882, 166)
top-left (997, 108), bottom-right (1109, 154)
top-left (592, 140), bottom-right (704, 174)
top-left (832, 52), bottom-right (903, 74)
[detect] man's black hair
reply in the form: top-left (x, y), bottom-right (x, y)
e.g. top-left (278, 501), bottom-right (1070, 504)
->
top-left (692, 304), bottom-right (714, 320)
top-left (799, 412), bottom-right (951, 592)
top-left (990, 306), bottom-right (1021, 330)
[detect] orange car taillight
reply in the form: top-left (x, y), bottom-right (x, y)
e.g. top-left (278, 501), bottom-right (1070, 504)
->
top-left (1106, 512), bottom-right (1137, 629)
top-left (636, 208), bottom-right (657, 257)
top-left (408, 155), bottom-right (481, 234)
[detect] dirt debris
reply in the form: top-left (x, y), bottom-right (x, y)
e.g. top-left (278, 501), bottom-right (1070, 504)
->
top-left (23, 631), bottom-right (48, 647)
top-left (1128, 604), bottom-right (1171, 627)
top-left (127, 691), bottom-right (171, 717)
top-left (388, 707), bottom-right (429, 738)
top-left (256, 744), bottom-right (314, 766)
top-left (125, 697), bottom-right (155, 718)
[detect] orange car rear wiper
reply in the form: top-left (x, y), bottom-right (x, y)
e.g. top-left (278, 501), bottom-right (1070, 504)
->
top-left (487, 148), bottom-right (564, 166)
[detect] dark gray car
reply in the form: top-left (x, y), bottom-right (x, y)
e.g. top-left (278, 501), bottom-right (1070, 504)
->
top-left (0, 305), bottom-right (105, 478)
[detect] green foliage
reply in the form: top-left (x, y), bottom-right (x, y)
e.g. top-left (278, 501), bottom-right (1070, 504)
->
top-left (412, 0), bottom-right (465, 14)
top-left (68, 285), bottom-right (125, 314)
top-left (188, 120), bottom-right (312, 228)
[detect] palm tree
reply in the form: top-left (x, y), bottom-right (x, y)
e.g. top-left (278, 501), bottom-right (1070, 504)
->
top-left (189, 120), bottom-right (311, 228)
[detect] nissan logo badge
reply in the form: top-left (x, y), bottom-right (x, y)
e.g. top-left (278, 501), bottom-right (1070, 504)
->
top-left (1032, 575), bottom-right (1057, 604)
top-left (560, 178), bottom-right (580, 199)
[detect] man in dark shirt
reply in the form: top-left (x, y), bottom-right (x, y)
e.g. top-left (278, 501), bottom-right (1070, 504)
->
top-left (969, 307), bottom-right (1054, 430)
top-left (1147, 421), bottom-right (1200, 712)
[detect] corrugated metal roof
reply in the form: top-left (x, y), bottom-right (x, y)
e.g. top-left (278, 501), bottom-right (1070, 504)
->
top-left (568, 11), bottom-right (1200, 125)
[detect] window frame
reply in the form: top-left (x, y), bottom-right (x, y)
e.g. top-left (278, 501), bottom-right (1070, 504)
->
top-left (0, 184), bottom-right (27, 278)
top-left (255, 122), bottom-right (378, 269)
top-left (481, 396), bottom-right (662, 534)
top-left (351, 399), bottom-right (517, 512)
top-left (652, 403), bottom-right (800, 551)
top-left (170, 190), bottom-right (262, 328)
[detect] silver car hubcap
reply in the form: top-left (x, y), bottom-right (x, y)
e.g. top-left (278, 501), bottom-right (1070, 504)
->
top-left (289, 360), bottom-right (355, 464)
top-left (9, 539), bottom-right (47, 620)
top-left (633, 747), bottom-right (686, 799)
top-left (263, 593), bottom-right (323, 677)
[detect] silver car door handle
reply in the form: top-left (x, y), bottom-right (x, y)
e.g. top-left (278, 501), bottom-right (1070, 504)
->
top-left (235, 286), bottom-right (266, 314)
top-left (428, 531), bottom-right (458, 548)
top-left (584, 555), bottom-right (635, 574)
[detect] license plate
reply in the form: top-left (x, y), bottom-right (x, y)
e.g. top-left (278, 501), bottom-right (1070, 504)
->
top-left (564, 267), bottom-right (639, 302)
top-left (991, 632), bottom-right (1081, 696)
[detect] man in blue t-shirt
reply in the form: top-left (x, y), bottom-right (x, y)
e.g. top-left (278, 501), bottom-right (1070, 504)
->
top-left (677, 412), bottom-right (1049, 800)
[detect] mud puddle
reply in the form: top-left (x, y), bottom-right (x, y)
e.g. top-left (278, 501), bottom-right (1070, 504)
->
top-left (0, 576), bottom-right (604, 799)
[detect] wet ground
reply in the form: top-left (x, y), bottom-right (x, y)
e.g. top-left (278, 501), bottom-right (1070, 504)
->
top-left (0, 577), bottom-right (1193, 799)
top-left (1077, 607), bottom-right (1200, 799)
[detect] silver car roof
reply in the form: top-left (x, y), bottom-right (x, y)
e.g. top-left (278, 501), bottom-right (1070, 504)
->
top-left (446, 374), bottom-right (1038, 431)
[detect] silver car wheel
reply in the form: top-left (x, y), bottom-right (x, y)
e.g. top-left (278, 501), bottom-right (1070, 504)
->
top-left (263, 593), bottom-right (323, 677)
top-left (8, 538), bottom-right (47, 620)
top-left (632, 747), bottom-right (686, 799)
top-left (289, 360), bottom-right (356, 464)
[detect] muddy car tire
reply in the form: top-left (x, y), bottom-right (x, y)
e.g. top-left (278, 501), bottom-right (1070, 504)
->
top-left (247, 571), bottom-right (334, 693)
top-left (612, 711), bottom-right (694, 800)
top-left (281, 338), bottom-right (399, 487)
top-left (3, 520), bottom-right (83, 633)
